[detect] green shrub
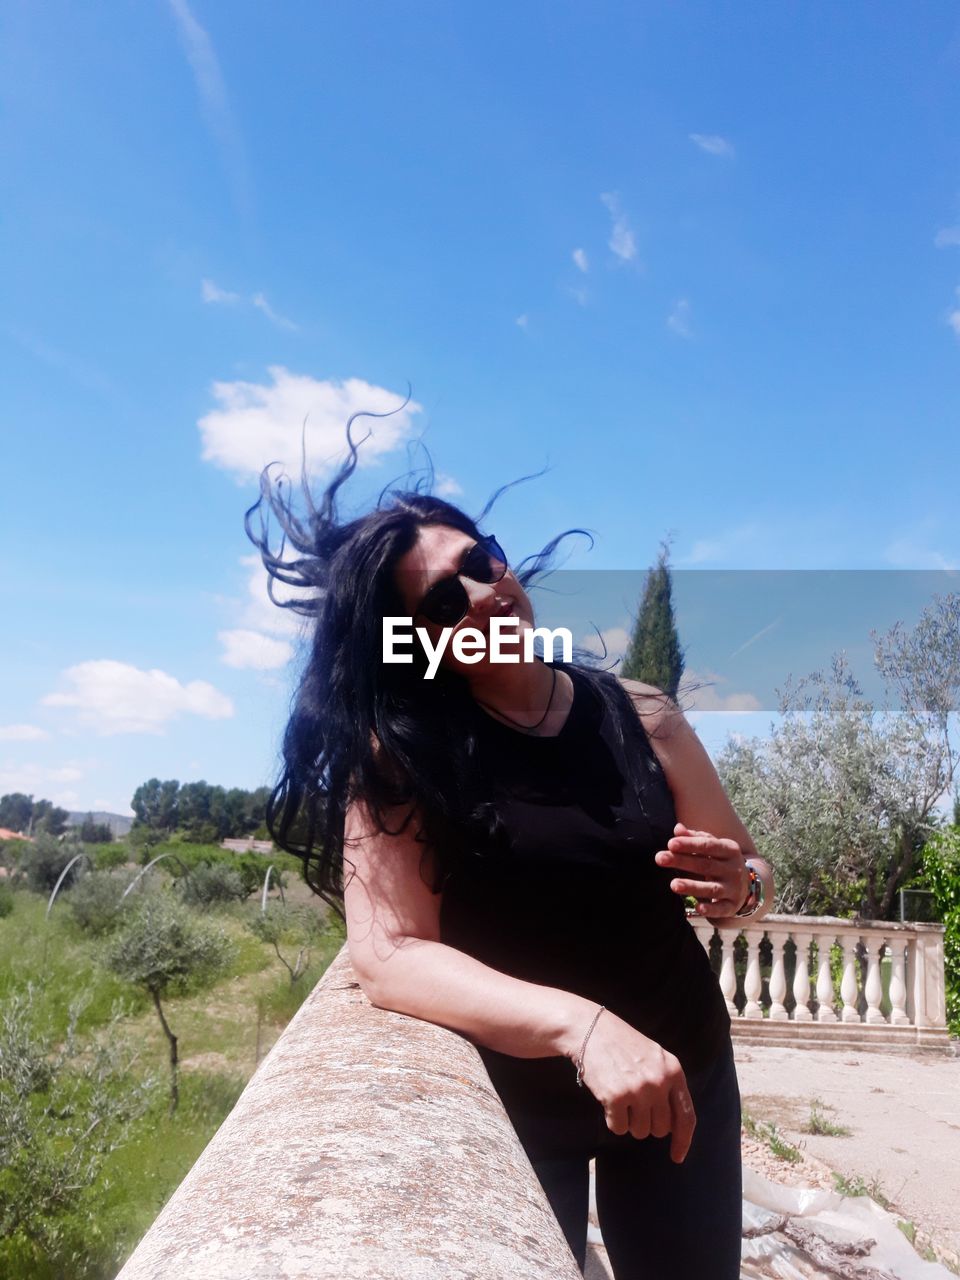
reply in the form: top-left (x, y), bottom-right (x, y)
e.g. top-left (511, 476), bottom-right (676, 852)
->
top-left (67, 872), bottom-right (137, 937)
top-left (0, 883), bottom-right (14, 918)
top-left (19, 835), bottom-right (88, 895)
top-left (917, 828), bottom-right (960, 1036)
top-left (91, 843), bottom-right (131, 872)
top-left (175, 861), bottom-right (247, 908)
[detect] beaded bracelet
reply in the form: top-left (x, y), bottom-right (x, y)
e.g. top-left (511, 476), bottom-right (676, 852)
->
top-left (574, 1004), bottom-right (606, 1087)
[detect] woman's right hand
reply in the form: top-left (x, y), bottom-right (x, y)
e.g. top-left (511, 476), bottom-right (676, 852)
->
top-left (573, 1008), bottom-right (697, 1163)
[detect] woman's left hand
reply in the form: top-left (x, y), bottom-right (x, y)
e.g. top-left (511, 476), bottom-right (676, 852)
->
top-left (654, 822), bottom-right (751, 921)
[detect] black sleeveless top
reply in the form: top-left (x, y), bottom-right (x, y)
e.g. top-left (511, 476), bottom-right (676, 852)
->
top-left (438, 664), bottom-right (730, 1112)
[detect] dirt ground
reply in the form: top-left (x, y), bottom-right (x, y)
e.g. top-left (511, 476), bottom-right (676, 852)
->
top-left (733, 1041), bottom-right (960, 1271)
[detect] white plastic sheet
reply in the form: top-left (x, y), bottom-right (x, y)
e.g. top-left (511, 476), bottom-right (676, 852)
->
top-left (584, 1164), bottom-right (954, 1279)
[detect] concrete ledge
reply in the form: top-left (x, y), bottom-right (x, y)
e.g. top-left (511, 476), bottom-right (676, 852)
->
top-left (730, 1019), bottom-right (953, 1055)
top-left (115, 945), bottom-right (582, 1280)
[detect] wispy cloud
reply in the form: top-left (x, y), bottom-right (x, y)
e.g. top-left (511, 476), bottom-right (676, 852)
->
top-left (572, 248), bottom-right (589, 273)
top-left (202, 279), bottom-right (297, 328)
top-left (600, 192), bottom-right (637, 263)
top-left (884, 532), bottom-right (958, 570)
top-left (202, 277), bottom-right (241, 304)
top-left (0, 724), bottom-right (50, 742)
top-left (689, 133), bottom-right (735, 158)
top-left (0, 761), bottom-right (85, 806)
top-left (948, 285), bottom-right (960, 338)
top-left (934, 226), bottom-right (960, 248)
top-left (666, 298), bottom-right (693, 338)
top-left (515, 313), bottom-right (529, 330)
top-left (252, 292), bottom-right (298, 331)
top-left (677, 524), bottom-right (760, 566)
top-left (218, 629), bottom-right (294, 670)
top-left (435, 473), bottom-right (463, 498)
top-left (167, 0), bottom-right (251, 217)
top-left (43, 660), bottom-right (234, 735)
top-left (198, 367), bottom-right (422, 481)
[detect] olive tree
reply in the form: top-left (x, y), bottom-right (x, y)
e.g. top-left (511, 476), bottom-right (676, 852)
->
top-left (104, 893), bottom-right (235, 1114)
top-left (718, 594), bottom-right (960, 919)
top-left (0, 985), bottom-right (159, 1275)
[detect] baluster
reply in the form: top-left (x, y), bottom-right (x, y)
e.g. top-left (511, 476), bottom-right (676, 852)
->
top-left (742, 928), bottom-right (763, 1019)
top-left (886, 937), bottom-right (909, 1025)
top-left (768, 933), bottom-right (788, 1020)
top-left (864, 937), bottom-right (885, 1024)
top-left (840, 934), bottom-right (861, 1023)
top-left (815, 934), bottom-right (837, 1022)
top-left (791, 930), bottom-right (813, 1022)
top-left (719, 932), bottom-right (738, 1017)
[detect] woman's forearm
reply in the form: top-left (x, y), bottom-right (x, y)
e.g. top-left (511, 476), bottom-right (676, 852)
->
top-left (358, 935), bottom-right (599, 1063)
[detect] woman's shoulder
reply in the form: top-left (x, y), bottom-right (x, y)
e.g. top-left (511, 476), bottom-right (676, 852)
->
top-left (615, 675), bottom-right (684, 739)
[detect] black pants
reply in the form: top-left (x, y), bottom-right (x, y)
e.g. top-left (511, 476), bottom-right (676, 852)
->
top-left (491, 1036), bottom-right (742, 1279)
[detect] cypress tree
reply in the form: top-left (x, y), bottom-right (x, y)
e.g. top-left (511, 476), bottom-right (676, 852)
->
top-left (621, 539), bottom-right (685, 698)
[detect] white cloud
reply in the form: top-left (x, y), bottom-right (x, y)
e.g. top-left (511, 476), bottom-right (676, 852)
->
top-left (948, 286), bottom-right (960, 338)
top-left (566, 285), bottom-right (589, 307)
top-left (42, 661), bottom-right (234, 735)
top-left (238, 554), bottom-right (311, 637)
top-left (667, 298), bottom-right (693, 338)
top-left (202, 277), bottom-right (240, 304)
top-left (579, 626), bottom-right (631, 664)
top-left (219, 629), bottom-right (294, 670)
top-left (252, 292), bottom-right (298, 331)
top-left (197, 367), bottom-right (422, 481)
top-left (884, 537), bottom-right (958, 571)
top-left (689, 133), bottom-right (735, 158)
top-left (600, 192), bottom-right (637, 263)
top-left (934, 227), bottom-right (960, 248)
top-left (572, 248), bottom-right (589, 273)
top-left (0, 724), bottom-right (50, 742)
top-left (0, 762), bottom-right (84, 798)
top-left (515, 314), bottom-right (529, 329)
top-left (435, 473), bottom-right (463, 498)
top-left (680, 670), bottom-right (761, 713)
top-left (166, 0), bottom-right (250, 216)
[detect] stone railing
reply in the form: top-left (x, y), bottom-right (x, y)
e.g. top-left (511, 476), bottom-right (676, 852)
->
top-left (114, 946), bottom-right (584, 1280)
top-left (688, 913), bottom-right (951, 1052)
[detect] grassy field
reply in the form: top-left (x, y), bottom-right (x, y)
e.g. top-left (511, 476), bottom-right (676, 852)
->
top-left (0, 876), bottom-right (345, 1279)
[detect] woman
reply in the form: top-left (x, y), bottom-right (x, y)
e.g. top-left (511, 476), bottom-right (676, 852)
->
top-left (247, 422), bottom-right (773, 1278)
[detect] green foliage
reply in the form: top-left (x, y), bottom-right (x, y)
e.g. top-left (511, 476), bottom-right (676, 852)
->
top-left (917, 827), bottom-right (960, 1036)
top-left (91, 843), bottom-right (130, 872)
top-left (803, 1097), bottom-right (852, 1137)
top-left (620, 539), bottom-right (685, 697)
top-left (78, 815), bottom-right (113, 844)
top-left (67, 872), bottom-right (136, 937)
top-left (19, 834), bottom-right (89, 895)
top-left (0, 883), bottom-right (14, 917)
top-left (0, 984), bottom-right (160, 1278)
top-left (130, 778), bottom-right (271, 842)
top-left (718, 592), bottom-right (960, 918)
top-left (0, 793), bottom-right (69, 838)
top-left (246, 901), bottom-right (326, 983)
top-left (174, 861), bottom-right (247, 908)
top-left (105, 892), bottom-right (236, 1000)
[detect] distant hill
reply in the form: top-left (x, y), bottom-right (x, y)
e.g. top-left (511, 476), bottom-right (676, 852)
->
top-left (66, 810), bottom-right (134, 839)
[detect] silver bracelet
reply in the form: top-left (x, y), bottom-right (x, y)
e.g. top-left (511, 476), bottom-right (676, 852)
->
top-left (574, 1005), bottom-right (605, 1087)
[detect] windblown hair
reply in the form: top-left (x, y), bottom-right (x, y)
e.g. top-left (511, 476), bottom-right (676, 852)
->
top-left (245, 412), bottom-right (679, 922)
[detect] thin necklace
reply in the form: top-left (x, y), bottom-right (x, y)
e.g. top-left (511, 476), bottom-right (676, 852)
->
top-left (476, 663), bottom-right (559, 735)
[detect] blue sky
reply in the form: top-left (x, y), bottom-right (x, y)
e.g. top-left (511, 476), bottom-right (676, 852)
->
top-left (2, 1), bottom-right (959, 816)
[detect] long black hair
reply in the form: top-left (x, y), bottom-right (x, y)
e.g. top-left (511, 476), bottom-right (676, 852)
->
top-left (245, 413), bottom-right (675, 922)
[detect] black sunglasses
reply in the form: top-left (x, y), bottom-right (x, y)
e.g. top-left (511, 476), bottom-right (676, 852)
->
top-left (414, 534), bottom-right (509, 627)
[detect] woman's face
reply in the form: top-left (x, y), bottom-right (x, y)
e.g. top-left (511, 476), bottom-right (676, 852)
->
top-left (391, 523), bottom-right (536, 677)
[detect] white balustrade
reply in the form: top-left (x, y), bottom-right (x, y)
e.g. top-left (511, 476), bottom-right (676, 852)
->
top-left (687, 914), bottom-right (950, 1050)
